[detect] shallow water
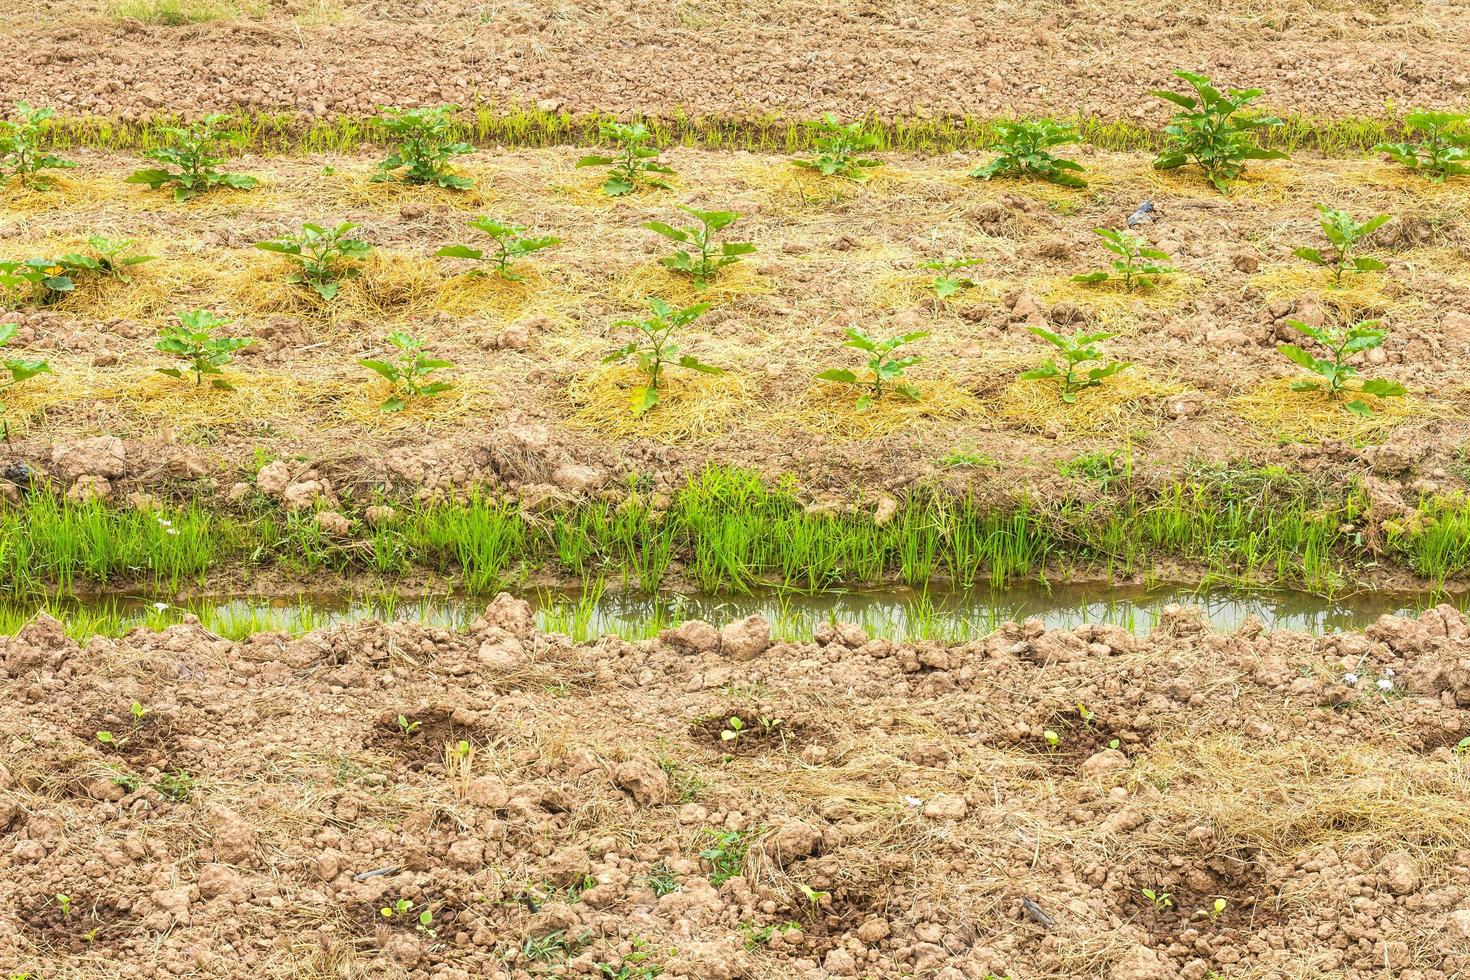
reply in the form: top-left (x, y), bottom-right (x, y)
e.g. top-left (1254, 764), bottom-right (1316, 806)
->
top-left (3, 581), bottom-right (1465, 640)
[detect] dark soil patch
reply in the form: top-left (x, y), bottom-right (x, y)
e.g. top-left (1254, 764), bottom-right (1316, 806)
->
top-left (368, 707), bottom-right (492, 771)
top-left (21, 893), bottom-right (137, 955)
top-left (692, 707), bottom-right (807, 754)
top-left (79, 708), bottom-right (185, 769)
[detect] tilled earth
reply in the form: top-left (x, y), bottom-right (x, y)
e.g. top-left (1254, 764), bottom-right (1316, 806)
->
top-left (0, 0), bottom-right (1467, 120)
top-left (3, 596), bottom-right (1470, 977)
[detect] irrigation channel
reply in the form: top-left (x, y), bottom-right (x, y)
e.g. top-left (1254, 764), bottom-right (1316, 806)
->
top-left (4, 582), bottom-right (1467, 641)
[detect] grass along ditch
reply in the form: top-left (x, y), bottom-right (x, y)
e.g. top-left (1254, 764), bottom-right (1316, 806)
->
top-left (2, 466), bottom-right (1469, 600)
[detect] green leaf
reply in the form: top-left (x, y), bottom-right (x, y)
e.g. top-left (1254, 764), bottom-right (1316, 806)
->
top-left (816, 369), bottom-right (859, 384)
top-left (436, 245), bottom-right (485, 260)
top-left (1358, 378), bottom-right (1406, 398)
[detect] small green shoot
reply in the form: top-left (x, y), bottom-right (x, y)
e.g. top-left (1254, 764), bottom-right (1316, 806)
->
top-left (1151, 70), bottom-right (1286, 191)
top-left (969, 119), bottom-right (1086, 188)
top-left (645, 206), bottom-right (755, 288)
top-left (359, 331), bottom-right (455, 413)
top-left (1141, 888), bottom-right (1173, 911)
top-left (1073, 227), bottom-right (1173, 291)
top-left (699, 828), bottom-right (750, 885)
top-left (795, 114), bottom-right (881, 181)
top-left (0, 322), bottom-right (51, 442)
top-left (1276, 318), bottom-right (1405, 416)
top-left (55, 893), bottom-right (73, 919)
top-left (720, 716), bottom-right (744, 743)
top-left (603, 297), bottom-right (722, 416)
top-left (436, 216), bottom-right (560, 280)
top-left (1373, 111), bottom-right (1469, 182)
top-left (1293, 205), bottom-right (1390, 287)
top-left (1019, 327), bottom-right (1130, 403)
top-left (396, 714), bottom-right (421, 738)
top-left (816, 327), bottom-right (928, 411)
top-left (155, 309), bottom-right (252, 390)
top-left (126, 114), bottom-right (257, 201)
top-left (922, 257), bottom-right (984, 299)
top-left (576, 122), bottom-right (674, 196)
top-left (1042, 729), bottom-right (1060, 751)
top-left (254, 221), bottom-right (371, 301)
top-left (372, 105), bottom-right (474, 189)
top-left (1, 102), bottom-right (76, 188)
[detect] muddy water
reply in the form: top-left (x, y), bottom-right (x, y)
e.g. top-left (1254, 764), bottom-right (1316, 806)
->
top-left (4, 583), bottom-right (1466, 639)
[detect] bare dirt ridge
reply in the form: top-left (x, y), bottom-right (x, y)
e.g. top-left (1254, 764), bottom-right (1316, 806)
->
top-left (4, 595), bottom-right (1470, 978)
top-left (1, 0), bottom-right (1468, 121)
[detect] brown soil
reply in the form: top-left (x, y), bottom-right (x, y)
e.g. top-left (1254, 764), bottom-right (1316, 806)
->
top-left (2, 146), bottom-right (1468, 520)
top-left (4, 597), bottom-right (1470, 977)
top-left (0, 0), bottom-right (1467, 120)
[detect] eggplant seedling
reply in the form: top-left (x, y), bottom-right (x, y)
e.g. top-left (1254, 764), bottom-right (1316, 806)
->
top-left (1293, 205), bottom-right (1390, 287)
top-left (1152, 70), bottom-right (1286, 191)
top-left (603, 297), bottom-right (722, 415)
top-left (1074, 228), bottom-right (1173, 291)
top-left (576, 122), bottom-right (674, 196)
top-left (373, 105), bottom-right (474, 189)
top-left (1373, 111), bottom-right (1469, 182)
top-left (255, 222), bottom-right (371, 301)
top-left (1020, 326), bottom-right (1130, 403)
top-left (816, 327), bottom-right (928, 411)
top-left (0, 102), bottom-right (75, 188)
top-left (359, 332), bottom-right (454, 412)
top-left (969, 119), bottom-right (1086, 188)
top-left (645, 206), bottom-right (755, 287)
top-left (1276, 318), bottom-right (1405, 416)
top-left (437, 216), bottom-right (560, 280)
top-left (0, 323), bottom-right (50, 441)
top-left (795, 114), bottom-right (881, 181)
top-left (155, 309), bottom-right (253, 390)
top-left (922, 257), bottom-right (984, 299)
top-left (126, 114), bottom-right (258, 201)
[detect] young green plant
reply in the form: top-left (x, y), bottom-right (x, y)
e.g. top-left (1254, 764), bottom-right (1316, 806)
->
top-left (1152, 70), bottom-right (1286, 191)
top-left (126, 114), bottom-right (258, 201)
top-left (155, 309), bottom-right (252, 390)
top-left (436, 216), bottom-right (560, 280)
top-left (645, 206), bottom-right (755, 287)
top-left (0, 322), bottom-right (51, 442)
top-left (970, 119), bottom-right (1086, 188)
top-left (1293, 205), bottom-right (1390, 287)
top-left (1074, 227), bottom-right (1173, 291)
top-left (816, 327), bottom-right (928, 411)
top-left (795, 114), bottom-right (881, 181)
top-left (373, 105), bottom-right (474, 189)
top-left (1020, 327), bottom-right (1130, 403)
top-left (922, 257), bottom-right (984, 299)
top-left (0, 102), bottom-right (75, 188)
top-left (254, 222), bottom-right (371, 301)
top-left (576, 122), bottom-right (674, 196)
top-left (1276, 318), bottom-right (1405, 416)
top-left (0, 238), bottom-right (156, 306)
top-left (1373, 111), bottom-right (1469, 182)
top-left (359, 332), bottom-right (454, 412)
top-left (603, 297), bottom-right (721, 415)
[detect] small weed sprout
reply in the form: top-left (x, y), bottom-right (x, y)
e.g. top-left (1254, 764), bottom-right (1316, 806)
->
top-left (604, 297), bottom-right (722, 415)
top-left (700, 829), bottom-right (750, 885)
top-left (254, 221), bottom-right (371, 301)
top-left (95, 731), bottom-right (124, 747)
top-left (595, 936), bottom-right (664, 979)
top-left (380, 899), bottom-right (438, 936)
top-left (645, 206), bottom-right (756, 288)
top-left (359, 331), bottom-right (455, 413)
top-left (0, 102), bottom-right (75, 188)
top-left (646, 862), bottom-right (679, 898)
top-left (155, 769), bottom-right (193, 801)
top-left (373, 105), bottom-right (474, 189)
top-left (797, 883), bottom-right (829, 910)
top-left (1141, 888), bottom-right (1173, 911)
top-left (1276, 318), bottom-right (1405, 416)
top-left (437, 216), bottom-right (560, 280)
top-left (922, 257), bottom-right (984, 299)
top-left (1074, 227), bottom-right (1173, 291)
top-left (1151, 70), bottom-right (1286, 191)
top-left (0, 322), bottom-right (52, 441)
top-left (970, 119), bottom-right (1086, 188)
top-left (1293, 205), bottom-right (1390, 287)
top-left (126, 114), bottom-right (257, 201)
top-left (796, 114), bottom-right (881, 181)
top-left (396, 714), bottom-right (421, 738)
top-left (155, 309), bottom-right (252, 390)
top-left (816, 327), bottom-right (928, 411)
top-left (576, 122), bottom-right (674, 196)
top-left (1019, 327), bottom-right (1130, 403)
top-left (1076, 701), bottom-right (1095, 727)
top-left (1373, 110), bottom-right (1469, 182)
